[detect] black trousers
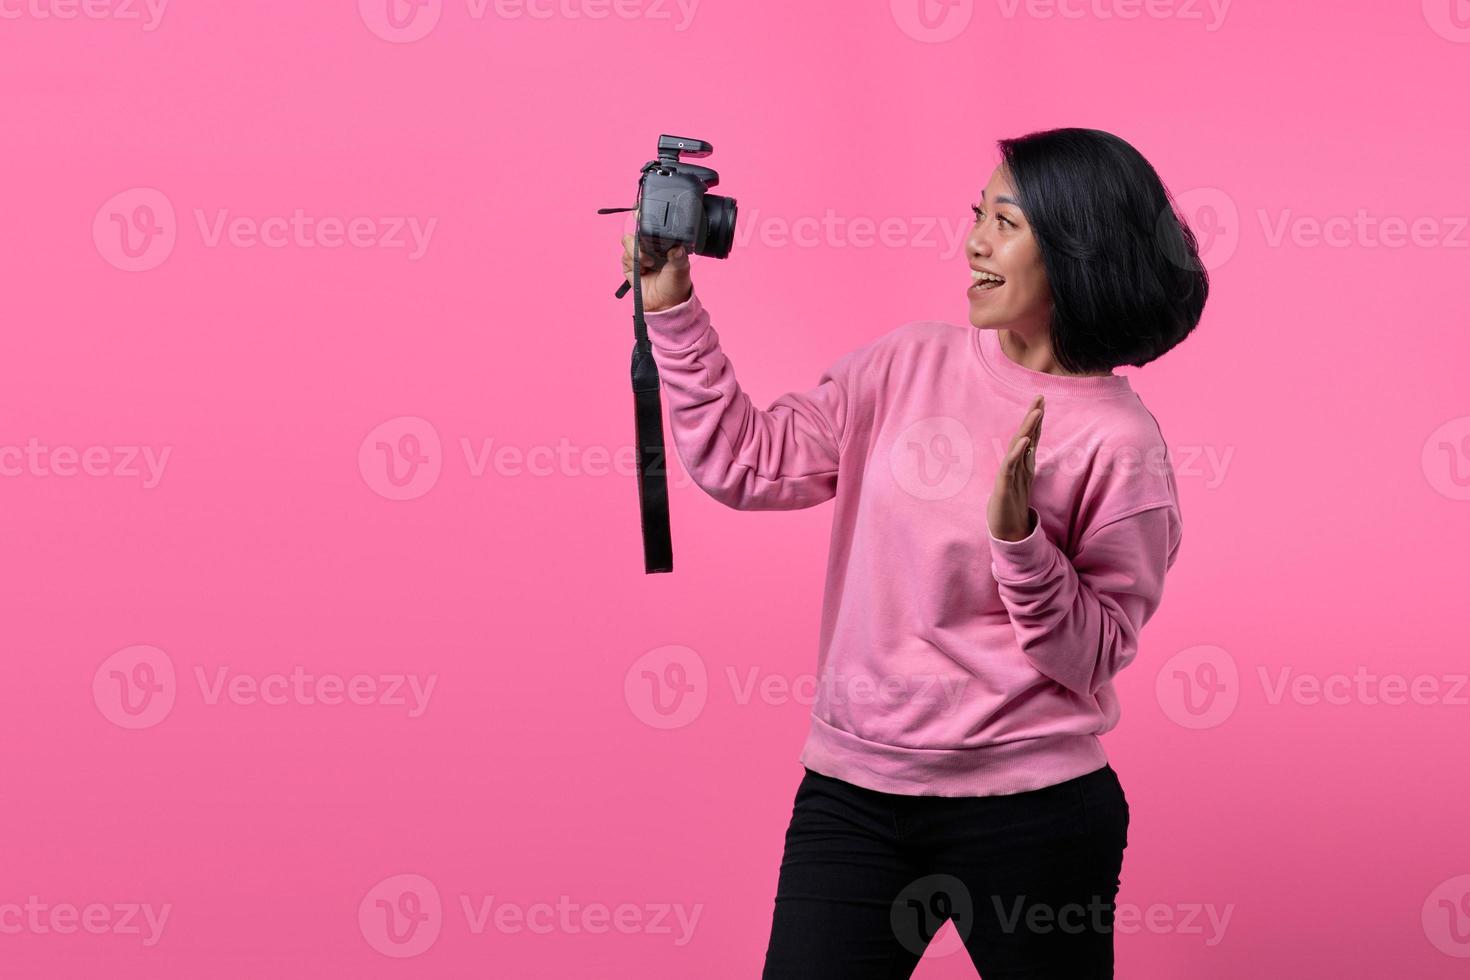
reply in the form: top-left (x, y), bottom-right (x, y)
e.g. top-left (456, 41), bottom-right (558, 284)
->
top-left (761, 764), bottom-right (1130, 979)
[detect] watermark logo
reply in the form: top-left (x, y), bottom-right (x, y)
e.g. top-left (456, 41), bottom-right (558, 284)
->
top-left (1167, 187), bottom-right (1239, 271)
top-left (358, 873), bottom-right (701, 952)
top-left (893, 0), bottom-right (1232, 40)
top-left (991, 0), bottom-right (1232, 31)
top-left (93, 645), bottom-right (176, 730)
top-left (94, 189), bottom-right (437, 270)
top-left (890, 0), bottom-right (974, 42)
top-left (94, 187), bottom-right (176, 272)
top-left (1155, 644), bottom-right (1238, 729)
top-left (360, 416), bottom-right (443, 501)
top-left (360, 420), bottom-right (699, 500)
top-left (1423, 874), bottom-right (1470, 957)
top-left (1258, 666), bottom-right (1468, 708)
top-left (625, 651), bottom-right (970, 730)
top-left (891, 874), bottom-right (972, 957)
top-left (1, 438), bottom-right (171, 488)
top-left (1004, 898), bottom-right (1232, 944)
top-left (890, 415), bottom-right (974, 501)
top-left (460, 892), bottom-right (702, 944)
top-left (730, 206), bottom-right (978, 261)
top-left (1166, 186), bottom-right (1468, 270)
top-left (625, 644), bottom-right (707, 729)
top-left (0, 0), bottom-right (168, 30)
top-left (360, 0), bottom-right (699, 40)
top-left (1422, 0), bottom-right (1470, 43)
top-left (92, 645), bottom-right (439, 727)
top-left (727, 666), bottom-right (969, 715)
top-left (360, 874), bottom-right (443, 957)
top-left (192, 666), bottom-right (437, 716)
top-left (1258, 208), bottom-right (1468, 250)
top-left (1422, 416), bottom-right (1470, 500)
top-left (359, 0), bottom-right (443, 41)
top-left (0, 897), bottom-right (172, 946)
top-left (1156, 644), bottom-right (1467, 726)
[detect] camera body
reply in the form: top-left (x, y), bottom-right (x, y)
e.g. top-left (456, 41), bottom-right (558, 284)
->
top-left (637, 135), bottom-right (738, 260)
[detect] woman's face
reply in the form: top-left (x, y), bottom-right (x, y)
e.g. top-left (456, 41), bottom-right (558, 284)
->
top-left (965, 165), bottom-right (1051, 336)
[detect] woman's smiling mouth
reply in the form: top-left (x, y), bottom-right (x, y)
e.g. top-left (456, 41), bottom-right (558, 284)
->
top-left (969, 268), bottom-right (1005, 294)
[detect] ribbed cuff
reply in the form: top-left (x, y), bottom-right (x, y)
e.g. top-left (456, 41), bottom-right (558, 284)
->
top-left (641, 287), bottom-right (705, 351)
top-left (988, 506), bottom-right (1054, 583)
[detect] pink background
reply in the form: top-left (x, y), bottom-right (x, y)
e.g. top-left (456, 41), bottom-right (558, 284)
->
top-left (3, 1), bottom-right (1469, 976)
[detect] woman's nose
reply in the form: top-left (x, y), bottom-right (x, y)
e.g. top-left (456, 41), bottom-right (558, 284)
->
top-left (966, 223), bottom-right (992, 257)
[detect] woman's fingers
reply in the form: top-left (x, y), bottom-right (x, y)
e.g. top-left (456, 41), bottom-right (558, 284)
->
top-left (1001, 434), bottom-right (1030, 481)
top-left (1008, 399), bottom-right (1044, 456)
top-left (1019, 396), bottom-right (1043, 467)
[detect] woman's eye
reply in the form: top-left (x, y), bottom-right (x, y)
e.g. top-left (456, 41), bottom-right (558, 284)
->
top-left (971, 204), bottom-right (1014, 228)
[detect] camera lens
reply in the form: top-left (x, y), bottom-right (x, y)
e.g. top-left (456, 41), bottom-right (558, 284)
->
top-left (700, 194), bottom-right (737, 259)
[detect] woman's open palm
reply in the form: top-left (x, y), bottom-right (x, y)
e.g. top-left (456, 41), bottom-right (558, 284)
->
top-left (988, 394), bottom-right (1044, 541)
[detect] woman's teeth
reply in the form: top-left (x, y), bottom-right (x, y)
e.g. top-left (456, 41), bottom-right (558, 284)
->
top-left (970, 269), bottom-right (1004, 290)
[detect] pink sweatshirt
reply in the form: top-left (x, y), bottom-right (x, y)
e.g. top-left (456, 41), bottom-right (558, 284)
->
top-left (643, 287), bottom-right (1182, 798)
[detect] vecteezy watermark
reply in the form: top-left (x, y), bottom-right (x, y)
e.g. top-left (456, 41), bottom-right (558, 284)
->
top-left (889, 0), bottom-right (974, 43)
top-left (990, 897), bottom-right (1234, 946)
top-left (885, 415), bottom-right (1232, 503)
top-left (1423, 874), bottom-right (1470, 957)
top-left (92, 645), bottom-right (438, 729)
top-left (1422, 0), bottom-right (1470, 43)
top-left (1258, 208), bottom-right (1469, 250)
top-left (1258, 666), bottom-right (1469, 708)
top-left (728, 206), bottom-right (979, 262)
top-left (993, 0), bottom-right (1231, 30)
top-left (0, 0), bottom-right (168, 30)
top-left (93, 187), bottom-right (176, 272)
top-left (1155, 644), bottom-right (1470, 729)
top-left (1421, 416), bottom-right (1470, 501)
top-left (360, 417), bottom-right (442, 501)
top-left (888, 873), bottom-right (1234, 954)
top-left (1155, 644), bottom-right (1240, 730)
top-left (93, 188), bottom-right (437, 272)
top-left (1163, 186), bottom-right (1469, 271)
top-left (357, 0), bottom-right (699, 42)
top-left (0, 897), bottom-right (172, 947)
top-left (892, 874), bottom-right (972, 958)
top-left (357, 873), bottom-right (702, 958)
top-left (357, 416), bottom-right (699, 501)
top-left (0, 438), bottom-right (171, 488)
top-left (725, 666), bottom-right (969, 715)
top-left (624, 645), bottom-right (708, 730)
top-left (889, 0), bottom-right (1231, 43)
top-left (622, 645), bottom-right (970, 730)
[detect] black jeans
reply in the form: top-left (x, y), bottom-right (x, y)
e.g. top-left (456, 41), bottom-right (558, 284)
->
top-left (761, 764), bottom-right (1129, 979)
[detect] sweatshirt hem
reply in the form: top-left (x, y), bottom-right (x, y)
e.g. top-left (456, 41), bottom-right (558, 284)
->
top-left (798, 714), bottom-right (1108, 798)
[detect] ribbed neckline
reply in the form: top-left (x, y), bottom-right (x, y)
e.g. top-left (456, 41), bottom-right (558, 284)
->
top-left (973, 326), bottom-right (1133, 398)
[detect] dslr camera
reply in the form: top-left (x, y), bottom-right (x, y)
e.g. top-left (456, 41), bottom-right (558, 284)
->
top-left (634, 135), bottom-right (738, 262)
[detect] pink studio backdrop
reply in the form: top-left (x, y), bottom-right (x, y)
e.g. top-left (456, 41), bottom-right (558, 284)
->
top-left (2, 2), bottom-right (1467, 977)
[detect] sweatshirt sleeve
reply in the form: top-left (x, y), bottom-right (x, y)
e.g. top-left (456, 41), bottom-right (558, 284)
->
top-left (986, 502), bottom-right (1182, 697)
top-left (641, 287), bottom-right (873, 512)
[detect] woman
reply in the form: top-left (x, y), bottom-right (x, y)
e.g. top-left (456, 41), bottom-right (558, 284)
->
top-left (620, 127), bottom-right (1207, 978)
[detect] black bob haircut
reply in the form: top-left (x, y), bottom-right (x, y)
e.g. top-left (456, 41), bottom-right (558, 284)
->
top-left (996, 127), bottom-right (1209, 373)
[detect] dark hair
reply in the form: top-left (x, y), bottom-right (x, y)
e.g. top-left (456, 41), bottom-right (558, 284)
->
top-left (996, 127), bottom-right (1208, 372)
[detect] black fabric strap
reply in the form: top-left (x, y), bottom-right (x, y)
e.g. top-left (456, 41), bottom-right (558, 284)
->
top-left (628, 226), bottom-right (674, 573)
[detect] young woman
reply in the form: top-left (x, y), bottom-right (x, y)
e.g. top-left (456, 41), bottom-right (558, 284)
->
top-left (620, 127), bottom-right (1207, 979)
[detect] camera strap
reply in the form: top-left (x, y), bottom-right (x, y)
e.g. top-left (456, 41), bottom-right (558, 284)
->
top-left (599, 201), bottom-right (674, 574)
top-left (628, 231), bottom-right (675, 574)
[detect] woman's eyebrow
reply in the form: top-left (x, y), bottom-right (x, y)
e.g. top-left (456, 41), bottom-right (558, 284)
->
top-left (979, 190), bottom-right (1021, 207)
